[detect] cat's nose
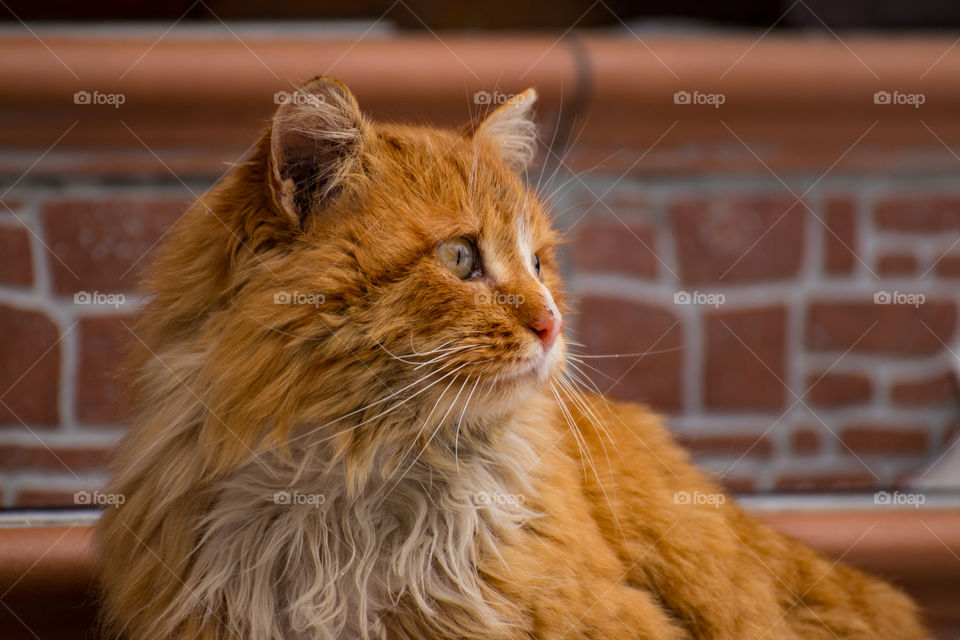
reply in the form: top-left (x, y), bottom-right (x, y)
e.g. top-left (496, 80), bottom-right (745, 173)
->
top-left (527, 309), bottom-right (561, 351)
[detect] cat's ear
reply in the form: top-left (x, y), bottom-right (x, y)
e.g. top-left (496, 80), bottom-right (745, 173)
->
top-left (475, 88), bottom-right (538, 171)
top-left (268, 77), bottom-right (368, 225)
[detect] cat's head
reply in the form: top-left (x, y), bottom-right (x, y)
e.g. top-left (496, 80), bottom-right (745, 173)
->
top-left (144, 77), bottom-right (566, 464)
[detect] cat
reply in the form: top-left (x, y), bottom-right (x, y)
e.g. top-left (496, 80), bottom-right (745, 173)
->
top-left (95, 77), bottom-right (930, 640)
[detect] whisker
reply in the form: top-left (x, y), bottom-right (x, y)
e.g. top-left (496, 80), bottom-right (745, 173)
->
top-left (557, 373), bottom-right (617, 453)
top-left (454, 375), bottom-right (482, 474)
top-left (373, 336), bottom-right (479, 366)
top-left (565, 355), bottom-right (619, 385)
top-left (553, 376), bottom-right (630, 546)
top-left (564, 358), bottom-right (617, 401)
top-left (412, 346), bottom-right (481, 371)
top-left (282, 358), bottom-right (476, 449)
top-left (566, 346), bottom-right (686, 359)
top-left (376, 374), bottom-right (473, 508)
top-left (563, 361), bottom-right (630, 452)
top-left (563, 358), bottom-right (683, 482)
top-left (549, 382), bottom-right (590, 480)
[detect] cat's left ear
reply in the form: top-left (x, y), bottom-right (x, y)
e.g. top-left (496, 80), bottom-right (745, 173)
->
top-left (474, 88), bottom-right (538, 171)
top-left (268, 77), bottom-right (369, 225)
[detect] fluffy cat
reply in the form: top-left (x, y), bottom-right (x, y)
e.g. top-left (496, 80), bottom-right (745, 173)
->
top-left (96, 77), bottom-right (929, 640)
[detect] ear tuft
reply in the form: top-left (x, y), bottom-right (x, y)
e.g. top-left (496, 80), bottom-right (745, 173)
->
top-left (476, 88), bottom-right (538, 171)
top-left (269, 77), bottom-right (367, 224)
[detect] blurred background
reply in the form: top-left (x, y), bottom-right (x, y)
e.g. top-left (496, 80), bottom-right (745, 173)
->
top-left (1, 1), bottom-right (960, 634)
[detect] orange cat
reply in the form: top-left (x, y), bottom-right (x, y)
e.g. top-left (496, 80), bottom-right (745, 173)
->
top-left (96, 78), bottom-right (929, 639)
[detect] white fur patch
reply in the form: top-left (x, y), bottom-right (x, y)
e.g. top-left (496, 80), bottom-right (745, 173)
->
top-left (151, 416), bottom-right (538, 640)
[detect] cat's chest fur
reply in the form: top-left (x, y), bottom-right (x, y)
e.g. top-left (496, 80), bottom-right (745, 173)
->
top-left (189, 403), bottom-right (546, 640)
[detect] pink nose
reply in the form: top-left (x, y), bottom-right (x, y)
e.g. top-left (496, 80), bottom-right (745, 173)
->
top-left (527, 310), bottom-right (561, 351)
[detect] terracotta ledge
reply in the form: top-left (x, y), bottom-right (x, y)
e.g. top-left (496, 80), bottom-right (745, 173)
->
top-left (2, 32), bottom-right (960, 178)
top-left (1, 507), bottom-right (958, 639)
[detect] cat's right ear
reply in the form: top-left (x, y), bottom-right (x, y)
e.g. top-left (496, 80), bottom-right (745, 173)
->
top-left (268, 77), bottom-right (368, 225)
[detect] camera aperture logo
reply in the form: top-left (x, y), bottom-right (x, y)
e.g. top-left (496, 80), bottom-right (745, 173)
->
top-left (673, 490), bottom-right (725, 508)
top-left (874, 491), bottom-right (925, 508)
top-left (74, 290), bottom-right (125, 308)
top-left (274, 291), bottom-right (326, 308)
top-left (873, 90), bottom-right (924, 109)
top-left (74, 90), bottom-right (125, 109)
top-left (475, 290), bottom-right (525, 308)
top-left (473, 90), bottom-right (524, 105)
top-left (674, 290), bottom-right (725, 308)
top-left (74, 490), bottom-right (125, 508)
top-left (873, 290), bottom-right (924, 308)
top-left (674, 90), bottom-right (725, 109)
top-left (273, 490), bottom-right (326, 507)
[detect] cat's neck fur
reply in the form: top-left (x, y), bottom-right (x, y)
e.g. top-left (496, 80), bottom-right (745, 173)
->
top-left (170, 387), bottom-right (549, 640)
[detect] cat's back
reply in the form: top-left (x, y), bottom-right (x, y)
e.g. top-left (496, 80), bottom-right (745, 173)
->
top-left (524, 389), bottom-right (929, 639)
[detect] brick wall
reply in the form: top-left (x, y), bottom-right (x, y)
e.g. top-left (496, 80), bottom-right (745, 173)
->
top-left (1, 174), bottom-right (958, 505)
top-left (562, 178), bottom-right (960, 493)
top-left (0, 188), bottom-right (192, 506)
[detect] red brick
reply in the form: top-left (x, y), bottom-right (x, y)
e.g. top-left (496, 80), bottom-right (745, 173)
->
top-left (776, 472), bottom-right (875, 492)
top-left (42, 198), bottom-right (188, 294)
top-left (0, 444), bottom-right (111, 470)
top-left (16, 488), bottom-right (91, 507)
top-left (842, 425), bottom-right (928, 454)
top-left (569, 191), bottom-right (647, 217)
top-left (791, 427), bottom-right (821, 455)
top-left (876, 253), bottom-right (917, 276)
top-left (805, 372), bottom-right (871, 406)
top-left (577, 297), bottom-right (683, 411)
top-left (875, 195), bottom-right (960, 231)
top-left (718, 476), bottom-right (755, 493)
top-left (671, 196), bottom-right (804, 284)
top-left (675, 433), bottom-right (772, 458)
top-left (890, 372), bottom-right (960, 405)
top-left (934, 253), bottom-right (960, 277)
top-left (705, 306), bottom-right (786, 411)
top-left (0, 226), bottom-right (32, 286)
top-left (570, 220), bottom-right (657, 278)
top-left (823, 197), bottom-right (857, 275)
top-left (943, 420), bottom-right (960, 447)
top-left (609, 192), bottom-right (647, 210)
top-left (77, 315), bottom-right (137, 424)
top-left (0, 304), bottom-right (59, 426)
top-left (806, 300), bottom-right (956, 355)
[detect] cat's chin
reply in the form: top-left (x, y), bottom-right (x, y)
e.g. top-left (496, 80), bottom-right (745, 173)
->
top-left (489, 338), bottom-right (565, 392)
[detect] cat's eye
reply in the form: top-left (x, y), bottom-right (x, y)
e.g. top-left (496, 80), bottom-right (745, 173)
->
top-left (533, 253), bottom-right (541, 278)
top-left (439, 237), bottom-right (477, 279)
